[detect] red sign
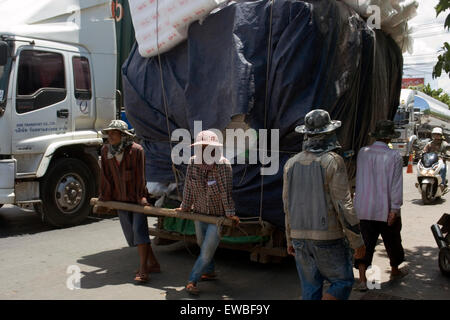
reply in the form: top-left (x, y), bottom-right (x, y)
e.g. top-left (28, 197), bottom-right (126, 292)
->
top-left (402, 78), bottom-right (424, 88)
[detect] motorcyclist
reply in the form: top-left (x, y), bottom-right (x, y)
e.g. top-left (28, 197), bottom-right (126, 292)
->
top-left (423, 127), bottom-right (450, 187)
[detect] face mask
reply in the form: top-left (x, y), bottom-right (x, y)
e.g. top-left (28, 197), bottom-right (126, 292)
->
top-left (107, 134), bottom-right (133, 159)
top-left (303, 132), bottom-right (341, 154)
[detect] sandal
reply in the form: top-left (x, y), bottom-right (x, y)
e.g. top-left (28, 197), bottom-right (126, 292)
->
top-left (134, 272), bottom-right (149, 284)
top-left (201, 272), bottom-right (217, 281)
top-left (185, 282), bottom-right (200, 295)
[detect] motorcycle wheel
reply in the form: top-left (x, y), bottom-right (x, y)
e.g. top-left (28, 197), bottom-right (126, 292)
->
top-left (439, 247), bottom-right (450, 277)
top-left (421, 184), bottom-right (433, 205)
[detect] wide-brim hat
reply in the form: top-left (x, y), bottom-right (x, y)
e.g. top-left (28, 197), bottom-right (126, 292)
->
top-left (191, 130), bottom-right (223, 147)
top-left (101, 120), bottom-right (134, 137)
top-left (295, 109), bottom-right (341, 135)
top-left (369, 120), bottom-right (401, 139)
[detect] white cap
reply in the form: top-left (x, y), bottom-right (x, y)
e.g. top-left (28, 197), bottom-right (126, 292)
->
top-left (432, 127), bottom-right (443, 135)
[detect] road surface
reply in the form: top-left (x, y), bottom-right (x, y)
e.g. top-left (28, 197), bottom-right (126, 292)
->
top-left (0, 167), bottom-right (449, 300)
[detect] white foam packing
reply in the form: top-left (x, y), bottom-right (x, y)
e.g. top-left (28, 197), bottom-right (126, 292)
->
top-left (129, 0), bottom-right (228, 58)
top-left (339, 0), bottom-right (418, 53)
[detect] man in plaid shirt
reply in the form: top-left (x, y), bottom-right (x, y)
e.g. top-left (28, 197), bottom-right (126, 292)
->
top-left (180, 154), bottom-right (235, 217)
top-left (176, 130), bottom-right (239, 295)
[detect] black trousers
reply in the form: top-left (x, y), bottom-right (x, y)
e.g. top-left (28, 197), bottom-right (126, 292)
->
top-left (354, 218), bottom-right (405, 269)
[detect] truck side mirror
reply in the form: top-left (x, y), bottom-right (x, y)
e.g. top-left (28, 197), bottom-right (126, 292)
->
top-left (116, 90), bottom-right (123, 118)
top-left (0, 41), bottom-right (8, 66)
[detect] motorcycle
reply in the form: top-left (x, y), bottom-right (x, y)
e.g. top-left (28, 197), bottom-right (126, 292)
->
top-left (431, 214), bottom-right (450, 277)
top-left (415, 152), bottom-right (448, 204)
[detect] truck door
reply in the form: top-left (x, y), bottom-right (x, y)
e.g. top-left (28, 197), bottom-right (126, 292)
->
top-left (12, 48), bottom-right (72, 168)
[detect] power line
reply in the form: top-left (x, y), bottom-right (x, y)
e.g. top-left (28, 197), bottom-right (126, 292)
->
top-left (404, 62), bottom-right (437, 65)
top-left (404, 61), bottom-right (438, 65)
top-left (404, 67), bottom-right (431, 73)
top-left (410, 22), bottom-right (446, 27)
top-left (412, 33), bottom-right (449, 38)
top-left (410, 23), bottom-right (446, 30)
top-left (404, 53), bottom-right (440, 57)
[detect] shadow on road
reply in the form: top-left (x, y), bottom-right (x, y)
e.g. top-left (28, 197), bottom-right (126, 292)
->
top-left (410, 198), bottom-right (447, 206)
top-left (376, 245), bottom-right (450, 299)
top-left (76, 242), bottom-right (300, 300)
top-left (0, 205), bottom-right (114, 238)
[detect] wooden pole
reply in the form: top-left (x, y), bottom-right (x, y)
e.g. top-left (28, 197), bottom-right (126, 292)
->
top-left (90, 198), bottom-right (235, 227)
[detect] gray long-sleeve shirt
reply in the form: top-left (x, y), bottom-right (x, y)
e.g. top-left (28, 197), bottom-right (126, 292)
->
top-left (283, 151), bottom-right (364, 250)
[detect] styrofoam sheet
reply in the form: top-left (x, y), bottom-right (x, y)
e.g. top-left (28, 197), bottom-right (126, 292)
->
top-left (130, 0), bottom-right (227, 57)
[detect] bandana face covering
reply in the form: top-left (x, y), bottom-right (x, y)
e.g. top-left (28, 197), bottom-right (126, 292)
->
top-left (107, 134), bottom-right (134, 159)
top-left (303, 132), bottom-right (341, 154)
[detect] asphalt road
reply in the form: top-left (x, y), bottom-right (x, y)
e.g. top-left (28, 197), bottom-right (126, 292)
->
top-left (0, 167), bottom-right (449, 300)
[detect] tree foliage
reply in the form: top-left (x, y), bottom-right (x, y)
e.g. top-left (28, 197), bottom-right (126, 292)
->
top-left (433, 0), bottom-right (450, 79)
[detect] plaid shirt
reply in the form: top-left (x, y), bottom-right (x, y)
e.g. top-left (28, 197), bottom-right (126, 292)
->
top-left (181, 156), bottom-right (235, 216)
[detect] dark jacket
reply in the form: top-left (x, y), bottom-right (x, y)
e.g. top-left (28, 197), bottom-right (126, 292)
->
top-left (99, 142), bottom-right (147, 204)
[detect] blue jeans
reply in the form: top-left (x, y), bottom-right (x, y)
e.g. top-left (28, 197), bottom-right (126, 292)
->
top-left (188, 221), bottom-right (221, 284)
top-left (292, 238), bottom-right (354, 300)
top-left (117, 210), bottom-right (150, 247)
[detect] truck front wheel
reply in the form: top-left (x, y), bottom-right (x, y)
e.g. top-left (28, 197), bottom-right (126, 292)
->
top-left (40, 158), bottom-right (95, 227)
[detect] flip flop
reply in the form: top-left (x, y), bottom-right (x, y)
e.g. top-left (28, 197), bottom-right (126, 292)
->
top-left (134, 272), bottom-right (149, 284)
top-left (186, 282), bottom-right (200, 296)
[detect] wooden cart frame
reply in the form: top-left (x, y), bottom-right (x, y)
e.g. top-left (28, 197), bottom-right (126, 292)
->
top-left (91, 198), bottom-right (288, 263)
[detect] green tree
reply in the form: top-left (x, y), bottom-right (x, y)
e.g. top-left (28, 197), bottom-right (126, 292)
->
top-left (433, 0), bottom-right (450, 78)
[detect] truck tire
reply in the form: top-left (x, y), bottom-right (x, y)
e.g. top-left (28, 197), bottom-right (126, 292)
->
top-left (40, 158), bottom-right (95, 227)
top-left (439, 247), bottom-right (450, 277)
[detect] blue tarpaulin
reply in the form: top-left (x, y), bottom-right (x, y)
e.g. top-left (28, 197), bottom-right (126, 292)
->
top-left (122, 0), bottom-right (403, 228)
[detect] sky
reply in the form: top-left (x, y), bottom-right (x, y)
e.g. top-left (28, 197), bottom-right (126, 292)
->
top-left (403, 0), bottom-right (450, 93)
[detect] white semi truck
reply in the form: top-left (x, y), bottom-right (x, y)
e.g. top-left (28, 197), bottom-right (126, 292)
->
top-left (0, 0), bottom-right (117, 226)
top-left (392, 89), bottom-right (421, 165)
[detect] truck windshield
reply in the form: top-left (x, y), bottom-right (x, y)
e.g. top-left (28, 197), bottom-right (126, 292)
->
top-left (394, 110), bottom-right (409, 125)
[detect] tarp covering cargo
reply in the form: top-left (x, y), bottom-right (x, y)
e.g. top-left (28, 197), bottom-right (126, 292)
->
top-left (122, 0), bottom-right (403, 228)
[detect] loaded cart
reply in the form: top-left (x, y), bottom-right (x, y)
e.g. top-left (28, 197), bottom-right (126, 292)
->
top-left (92, 0), bottom-right (416, 262)
top-left (91, 198), bottom-right (287, 263)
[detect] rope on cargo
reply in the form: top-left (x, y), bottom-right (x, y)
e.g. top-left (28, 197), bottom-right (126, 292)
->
top-left (153, 0), bottom-right (276, 228)
top-left (155, 0), bottom-right (183, 200)
top-left (258, 0), bottom-right (275, 226)
top-left (348, 20), bottom-right (366, 178)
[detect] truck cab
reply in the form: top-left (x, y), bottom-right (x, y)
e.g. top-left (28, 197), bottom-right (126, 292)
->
top-left (0, 1), bottom-right (116, 227)
top-left (392, 89), bottom-right (418, 165)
